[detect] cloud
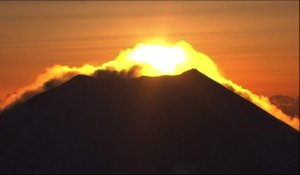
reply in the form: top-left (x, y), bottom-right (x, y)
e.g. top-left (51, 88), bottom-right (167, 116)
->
top-left (0, 64), bottom-right (101, 111)
top-left (0, 64), bottom-right (141, 111)
top-left (93, 65), bottom-right (142, 79)
top-left (43, 79), bottom-right (63, 91)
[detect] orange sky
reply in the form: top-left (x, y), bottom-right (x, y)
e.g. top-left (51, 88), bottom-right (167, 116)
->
top-left (0, 1), bottom-right (299, 99)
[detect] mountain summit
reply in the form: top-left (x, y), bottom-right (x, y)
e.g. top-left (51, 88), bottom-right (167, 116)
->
top-left (0, 69), bottom-right (298, 173)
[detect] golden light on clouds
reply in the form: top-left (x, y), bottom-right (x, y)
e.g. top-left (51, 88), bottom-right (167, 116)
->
top-left (0, 40), bottom-right (298, 130)
top-left (102, 39), bottom-right (222, 81)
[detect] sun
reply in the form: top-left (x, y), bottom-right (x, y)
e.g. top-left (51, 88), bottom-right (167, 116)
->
top-left (128, 44), bottom-right (186, 75)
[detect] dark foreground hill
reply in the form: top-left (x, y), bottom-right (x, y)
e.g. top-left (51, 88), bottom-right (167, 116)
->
top-left (0, 69), bottom-right (298, 174)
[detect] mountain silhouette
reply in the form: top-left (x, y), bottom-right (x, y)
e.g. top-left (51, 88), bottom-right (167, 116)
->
top-left (0, 69), bottom-right (298, 173)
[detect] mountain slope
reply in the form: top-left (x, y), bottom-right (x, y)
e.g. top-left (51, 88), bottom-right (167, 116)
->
top-left (0, 69), bottom-right (298, 173)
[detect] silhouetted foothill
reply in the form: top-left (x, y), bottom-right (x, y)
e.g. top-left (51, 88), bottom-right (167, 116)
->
top-left (270, 95), bottom-right (299, 117)
top-left (0, 69), bottom-right (298, 174)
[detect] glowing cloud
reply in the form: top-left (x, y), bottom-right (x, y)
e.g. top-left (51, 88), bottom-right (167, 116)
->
top-left (101, 41), bottom-right (222, 81)
top-left (0, 40), bottom-right (298, 131)
top-left (0, 64), bottom-right (101, 109)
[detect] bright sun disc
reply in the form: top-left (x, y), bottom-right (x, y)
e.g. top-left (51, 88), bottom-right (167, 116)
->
top-left (128, 44), bottom-right (186, 74)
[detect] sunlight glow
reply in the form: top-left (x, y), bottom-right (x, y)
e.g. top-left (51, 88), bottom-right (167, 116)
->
top-left (128, 45), bottom-right (186, 74)
top-left (101, 39), bottom-right (223, 80)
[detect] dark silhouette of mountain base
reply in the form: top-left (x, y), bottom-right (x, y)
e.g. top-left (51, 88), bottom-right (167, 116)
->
top-left (0, 69), bottom-right (298, 174)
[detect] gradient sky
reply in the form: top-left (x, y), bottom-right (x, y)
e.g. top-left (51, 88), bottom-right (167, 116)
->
top-left (0, 1), bottom-right (299, 99)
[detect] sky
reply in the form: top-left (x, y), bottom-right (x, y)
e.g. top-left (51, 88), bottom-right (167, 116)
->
top-left (0, 1), bottom-right (299, 99)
